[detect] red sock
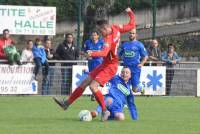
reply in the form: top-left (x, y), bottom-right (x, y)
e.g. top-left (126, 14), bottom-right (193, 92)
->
top-left (68, 87), bottom-right (84, 104)
top-left (94, 90), bottom-right (106, 111)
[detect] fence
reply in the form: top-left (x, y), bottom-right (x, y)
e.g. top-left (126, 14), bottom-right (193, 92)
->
top-left (0, 60), bottom-right (200, 96)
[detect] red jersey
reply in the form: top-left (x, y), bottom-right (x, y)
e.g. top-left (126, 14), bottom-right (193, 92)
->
top-left (91, 10), bottom-right (136, 65)
top-left (0, 37), bottom-right (14, 59)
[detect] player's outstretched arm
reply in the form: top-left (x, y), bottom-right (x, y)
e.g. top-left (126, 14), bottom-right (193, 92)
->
top-left (118, 7), bottom-right (136, 33)
top-left (127, 95), bottom-right (138, 120)
top-left (88, 43), bottom-right (111, 57)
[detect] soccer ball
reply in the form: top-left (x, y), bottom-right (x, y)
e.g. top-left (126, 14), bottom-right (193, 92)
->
top-left (78, 110), bottom-right (92, 122)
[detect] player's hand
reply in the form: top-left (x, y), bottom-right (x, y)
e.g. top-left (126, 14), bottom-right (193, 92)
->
top-left (125, 7), bottom-right (132, 12)
top-left (80, 51), bottom-right (90, 58)
top-left (172, 60), bottom-right (177, 64)
top-left (137, 63), bottom-right (143, 68)
top-left (87, 50), bottom-right (92, 57)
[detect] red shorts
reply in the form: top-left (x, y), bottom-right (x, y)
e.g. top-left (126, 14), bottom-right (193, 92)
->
top-left (89, 63), bottom-right (118, 86)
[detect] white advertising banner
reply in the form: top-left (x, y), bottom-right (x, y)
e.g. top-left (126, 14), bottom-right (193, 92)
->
top-left (140, 66), bottom-right (166, 95)
top-left (72, 66), bottom-right (166, 95)
top-left (0, 65), bottom-right (38, 94)
top-left (0, 5), bottom-right (56, 35)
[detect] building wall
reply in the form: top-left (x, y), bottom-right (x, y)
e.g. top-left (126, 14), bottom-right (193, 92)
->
top-left (56, 0), bottom-right (200, 34)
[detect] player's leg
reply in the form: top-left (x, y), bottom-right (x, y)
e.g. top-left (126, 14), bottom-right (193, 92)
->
top-left (53, 75), bottom-right (93, 110)
top-left (90, 80), bottom-right (110, 121)
top-left (106, 97), bottom-right (125, 121)
top-left (90, 95), bottom-right (112, 119)
top-left (33, 57), bottom-right (42, 80)
top-left (131, 72), bottom-right (144, 93)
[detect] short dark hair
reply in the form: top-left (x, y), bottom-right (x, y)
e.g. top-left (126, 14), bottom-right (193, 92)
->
top-left (122, 66), bottom-right (130, 70)
top-left (168, 43), bottom-right (176, 49)
top-left (90, 30), bottom-right (100, 35)
top-left (27, 40), bottom-right (33, 44)
top-left (96, 19), bottom-right (109, 26)
top-left (35, 37), bottom-right (42, 42)
top-left (3, 29), bottom-right (9, 34)
top-left (65, 33), bottom-right (73, 38)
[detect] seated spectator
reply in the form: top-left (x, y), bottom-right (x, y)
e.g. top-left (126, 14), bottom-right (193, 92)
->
top-left (21, 40), bottom-right (34, 64)
top-left (147, 39), bottom-right (162, 66)
top-left (32, 38), bottom-right (49, 81)
top-left (42, 39), bottom-right (55, 95)
top-left (162, 43), bottom-right (181, 96)
top-left (0, 29), bottom-right (21, 65)
top-left (55, 33), bottom-right (79, 95)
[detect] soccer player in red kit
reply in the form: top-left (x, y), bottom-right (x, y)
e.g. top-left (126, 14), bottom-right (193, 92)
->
top-left (53, 7), bottom-right (136, 121)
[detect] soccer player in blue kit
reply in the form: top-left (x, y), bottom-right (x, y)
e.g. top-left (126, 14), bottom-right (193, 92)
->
top-left (83, 31), bottom-right (104, 101)
top-left (83, 31), bottom-right (104, 72)
top-left (91, 66), bottom-right (138, 120)
top-left (119, 29), bottom-right (148, 93)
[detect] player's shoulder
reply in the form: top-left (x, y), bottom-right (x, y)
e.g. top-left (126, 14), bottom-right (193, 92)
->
top-left (110, 75), bottom-right (120, 83)
top-left (112, 24), bottom-right (119, 29)
top-left (98, 39), bottom-right (104, 44)
top-left (121, 41), bottom-right (129, 46)
top-left (134, 40), bottom-right (145, 46)
top-left (84, 39), bottom-right (91, 45)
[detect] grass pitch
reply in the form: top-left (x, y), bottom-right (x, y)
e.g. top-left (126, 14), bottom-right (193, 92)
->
top-left (0, 96), bottom-right (199, 134)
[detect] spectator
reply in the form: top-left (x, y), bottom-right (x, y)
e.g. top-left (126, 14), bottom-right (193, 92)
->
top-left (55, 33), bottom-right (79, 95)
top-left (147, 39), bottom-right (162, 66)
top-left (162, 43), bottom-right (181, 95)
top-left (32, 38), bottom-right (49, 81)
top-left (82, 30), bottom-right (104, 101)
top-left (21, 40), bottom-right (34, 64)
top-left (42, 39), bottom-right (56, 95)
top-left (0, 29), bottom-right (21, 65)
top-left (119, 28), bottom-right (148, 93)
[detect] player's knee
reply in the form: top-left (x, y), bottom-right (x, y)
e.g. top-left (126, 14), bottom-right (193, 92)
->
top-left (89, 81), bottom-right (99, 92)
top-left (105, 97), bottom-right (113, 107)
top-left (115, 113), bottom-right (125, 121)
top-left (80, 76), bottom-right (92, 89)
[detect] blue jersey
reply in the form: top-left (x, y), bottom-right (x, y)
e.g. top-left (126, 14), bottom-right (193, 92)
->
top-left (107, 75), bottom-right (138, 120)
top-left (119, 40), bottom-right (147, 72)
top-left (108, 75), bottom-right (132, 105)
top-left (83, 39), bottom-right (104, 72)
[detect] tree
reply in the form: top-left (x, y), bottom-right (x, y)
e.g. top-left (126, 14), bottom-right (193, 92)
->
top-left (82, 0), bottom-right (113, 43)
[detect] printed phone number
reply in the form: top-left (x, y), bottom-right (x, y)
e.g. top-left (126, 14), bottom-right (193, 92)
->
top-left (0, 86), bottom-right (17, 93)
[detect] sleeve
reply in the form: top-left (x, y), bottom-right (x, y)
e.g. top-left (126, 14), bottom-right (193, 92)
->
top-left (158, 48), bottom-right (162, 60)
top-left (139, 43), bottom-right (148, 58)
top-left (118, 43), bottom-right (124, 58)
top-left (20, 50), bottom-right (26, 62)
top-left (161, 52), bottom-right (172, 64)
top-left (91, 37), bottom-right (111, 57)
top-left (41, 48), bottom-right (47, 63)
top-left (83, 41), bottom-right (88, 52)
top-left (75, 47), bottom-right (80, 60)
top-left (127, 94), bottom-right (138, 120)
top-left (109, 75), bottom-right (118, 84)
top-left (115, 10), bottom-right (136, 33)
top-left (55, 44), bottom-right (62, 60)
top-left (0, 50), bottom-right (6, 58)
top-left (32, 46), bottom-right (37, 57)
